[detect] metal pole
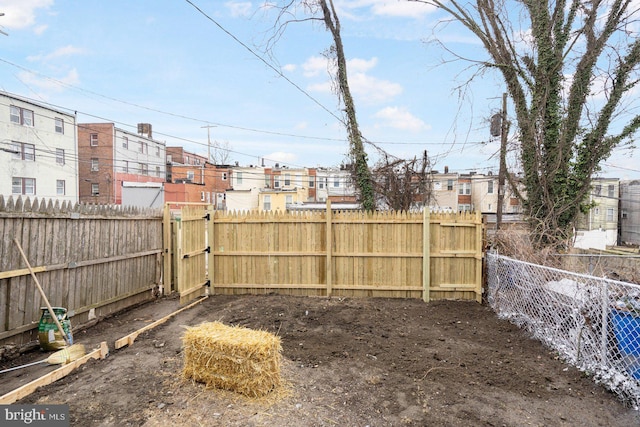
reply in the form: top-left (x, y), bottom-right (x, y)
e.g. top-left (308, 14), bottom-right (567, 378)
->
top-left (496, 93), bottom-right (508, 230)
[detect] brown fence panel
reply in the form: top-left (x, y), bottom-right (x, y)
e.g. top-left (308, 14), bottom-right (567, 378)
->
top-left (0, 196), bottom-right (163, 346)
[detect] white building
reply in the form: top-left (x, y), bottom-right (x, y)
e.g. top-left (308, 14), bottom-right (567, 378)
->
top-left (0, 91), bottom-right (78, 202)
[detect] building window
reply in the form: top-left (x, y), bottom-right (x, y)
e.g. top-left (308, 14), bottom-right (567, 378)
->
top-left (167, 154), bottom-right (172, 163)
top-left (594, 207), bottom-right (600, 216)
top-left (286, 195), bottom-right (293, 205)
top-left (296, 174), bottom-right (302, 187)
top-left (236, 172), bottom-right (243, 185)
top-left (222, 172), bottom-right (227, 181)
top-left (91, 158), bottom-right (99, 171)
top-left (10, 105), bottom-right (34, 126)
top-left (274, 175), bottom-right (280, 188)
top-left (263, 195), bottom-right (271, 211)
top-left (459, 182), bottom-right (471, 195)
top-left (156, 166), bottom-right (161, 177)
top-left (284, 174), bottom-right (291, 186)
top-left (187, 170), bottom-right (195, 181)
top-left (56, 148), bottom-right (65, 165)
top-left (318, 179), bottom-right (324, 189)
top-left (91, 183), bottom-right (99, 196)
top-left (140, 163), bottom-right (148, 175)
top-left (90, 133), bottom-right (98, 146)
top-left (11, 142), bottom-right (35, 161)
top-left (55, 118), bottom-right (64, 134)
top-left (333, 176), bottom-right (340, 187)
top-left (156, 146), bottom-right (160, 156)
top-left (487, 180), bottom-right (494, 194)
top-left (201, 191), bottom-right (206, 202)
top-left (122, 136), bottom-right (128, 149)
top-left (607, 208), bottom-right (614, 222)
top-left (459, 204), bottom-right (472, 212)
top-left (595, 184), bottom-right (602, 196)
top-left (447, 179), bottom-right (454, 191)
top-left (123, 160), bottom-right (129, 173)
top-left (309, 176), bottom-right (315, 188)
top-left (12, 177), bottom-right (36, 195)
top-left (56, 180), bottom-right (65, 195)
top-left (608, 184), bottom-right (615, 198)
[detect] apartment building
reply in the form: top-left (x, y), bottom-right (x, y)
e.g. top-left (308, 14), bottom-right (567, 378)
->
top-left (315, 167), bottom-right (356, 203)
top-left (165, 147), bottom-right (231, 207)
top-left (0, 91), bottom-right (78, 202)
top-left (575, 177), bottom-right (620, 249)
top-left (77, 122), bottom-right (165, 204)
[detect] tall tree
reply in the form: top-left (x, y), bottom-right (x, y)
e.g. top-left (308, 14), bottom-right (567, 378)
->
top-left (413, 0), bottom-right (640, 248)
top-left (269, 0), bottom-right (375, 210)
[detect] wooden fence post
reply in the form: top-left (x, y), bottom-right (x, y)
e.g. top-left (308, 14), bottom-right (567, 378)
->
top-left (162, 203), bottom-right (172, 295)
top-left (423, 207), bottom-right (430, 302)
top-left (326, 200), bottom-right (332, 297)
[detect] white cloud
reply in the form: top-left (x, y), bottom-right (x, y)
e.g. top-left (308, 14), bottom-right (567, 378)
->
top-left (18, 68), bottom-right (80, 92)
top-left (27, 45), bottom-right (87, 62)
top-left (282, 63), bottom-right (297, 72)
top-left (302, 56), bottom-right (328, 77)
top-left (33, 24), bottom-right (47, 35)
top-left (264, 151), bottom-right (298, 164)
top-left (350, 73), bottom-right (402, 104)
top-left (374, 106), bottom-right (431, 132)
top-left (0, 0), bottom-right (53, 30)
top-left (348, 57), bottom-right (378, 73)
top-left (225, 1), bottom-right (252, 18)
top-left (338, 0), bottom-right (437, 19)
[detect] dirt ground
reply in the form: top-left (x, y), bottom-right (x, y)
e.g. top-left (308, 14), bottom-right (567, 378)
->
top-left (2, 294), bottom-right (639, 426)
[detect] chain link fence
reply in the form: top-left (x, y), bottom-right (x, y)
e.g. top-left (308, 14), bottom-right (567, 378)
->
top-left (486, 252), bottom-right (640, 408)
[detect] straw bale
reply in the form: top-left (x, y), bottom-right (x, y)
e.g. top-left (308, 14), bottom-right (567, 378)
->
top-left (182, 321), bottom-right (282, 397)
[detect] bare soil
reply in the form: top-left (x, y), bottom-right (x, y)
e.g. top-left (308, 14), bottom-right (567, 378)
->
top-left (2, 294), bottom-right (639, 426)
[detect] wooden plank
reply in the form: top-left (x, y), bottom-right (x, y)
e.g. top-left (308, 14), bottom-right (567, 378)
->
top-left (423, 208), bottom-right (430, 302)
top-left (0, 342), bottom-right (109, 405)
top-left (114, 296), bottom-right (208, 349)
top-left (326, 200), bottom-right (333, 296)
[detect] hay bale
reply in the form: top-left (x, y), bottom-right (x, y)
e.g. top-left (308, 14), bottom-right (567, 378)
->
top-left (182, 321), bottom-right (282, 397)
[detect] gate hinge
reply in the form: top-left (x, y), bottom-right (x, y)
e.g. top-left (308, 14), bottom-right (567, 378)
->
top-left (203, 280), bottom-right (211, 288)
top-left (204, 246), bottom-right (211, 253)
top-left (203, 213), bottom-right (210, 220)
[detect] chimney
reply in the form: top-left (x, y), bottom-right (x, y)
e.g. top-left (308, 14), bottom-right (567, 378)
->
top-left (137, 123), bottom-right (152, 138)
top-left (444, 165), bottom-right (449, 174)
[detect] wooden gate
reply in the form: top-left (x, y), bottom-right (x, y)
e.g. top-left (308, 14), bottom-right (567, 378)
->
top-left (164, 204), bottom-right (213, 304)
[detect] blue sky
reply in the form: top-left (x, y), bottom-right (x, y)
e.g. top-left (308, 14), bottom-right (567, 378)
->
top-left (1, 0), bottom-right (638, 179)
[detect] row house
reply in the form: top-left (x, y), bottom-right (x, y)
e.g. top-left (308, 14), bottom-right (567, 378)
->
top-left (0, 91), bottom-right (78, 202)
top-left (164, 147), bottom-right (231, 207)
top-left (77, 123), bottom-right (166, 204)
top-left (620, 180), bottom-right (640, 246)
top-left (574, 178), bottom-right (620, 249)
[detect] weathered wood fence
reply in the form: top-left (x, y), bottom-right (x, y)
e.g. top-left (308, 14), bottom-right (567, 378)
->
top-left (166, 203), bottom-right (484, 303)
top-left (0, 196), bottom-right (163, 346)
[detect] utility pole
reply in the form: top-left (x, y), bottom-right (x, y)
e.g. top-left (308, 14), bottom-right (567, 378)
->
top-left (496, 92), bottom-right (508, 231)
top-left (201, 125), bottom-right (216, 163)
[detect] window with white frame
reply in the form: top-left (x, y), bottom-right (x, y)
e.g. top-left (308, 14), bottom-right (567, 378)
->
top-left (318, 179), bottom-right (324, 189)
top-left (12, 142), bottom-right (35, 161)
top-left (595, 184), bottom-right (602, 195)
top-left (447, 179), bottom-right (454, 191)
top-left (263, 195), bottom-right (271, 211)
top-left (459, 204), bottom-right (472, 212)
top-left (274, 175), bottom-right (280, 188)
top-left (201, 191), bottom-right (206, 201)
top-left (308, 176), bottom-right (315, 188)
top-left (296, 174), bottom-right (302, 187)
top-left (284, 174), bottom-right (291, 186)
top-left (10, 106), bottom-right (34, 126)
top-left (187, 170), bottom-right (195, 181)
top-left (487, 180), bottom-right (494, 194)
top-left (56, 148), bottom-right (65, 165)
top-left (286, 195), bottom-right (293, 205)
top-left (140, 163), bottom-right (148, 175)
top-left (608, 184), bottom-right (615, 198)
top-left (91, 183), bottom-right (99, 196)
top-left (333, 176), bottom-right (340, 187)
top-left (55, 118), bottom-right (64, 134)
top-left (458, 182), bottom-right (471, 195)
top-left (123, 160), bottom-right (129, 173)
top-left (56, 180), bottom-right (65, 195)
top-left (12, 177), bottom-right (36, 195)
top-left (236, 172), bottom-right (243, 185)
top-left (122, 136), bottom-right (128, 149)
top-left (156, 166), bottom-right (161, 177)
top-left (90, 133), bottom-right (98, 146)
top-left (156, 146), bottom-right (160, 156)
top-left (607, 208), bottom-right (614, 222)
top-left (222, 172), bottom-right (227, 181)
top-left (91, 158), bottom-right (99, 171)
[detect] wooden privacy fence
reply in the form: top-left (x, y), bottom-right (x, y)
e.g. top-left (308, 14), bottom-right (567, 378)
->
top-left (0, 196), bottom-right (163, 346)
top-left (167, 203), bottom-right (484, 302)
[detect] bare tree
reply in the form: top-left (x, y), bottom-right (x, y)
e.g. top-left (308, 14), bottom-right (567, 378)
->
top-left (372, 150), bottom-right (432, 211)
top-left (412, 0), bottom-right (640, 248)
top-left (211, 140), bottom-right (232, 165)
top-left (268, 0), bottom-right (375, 210)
